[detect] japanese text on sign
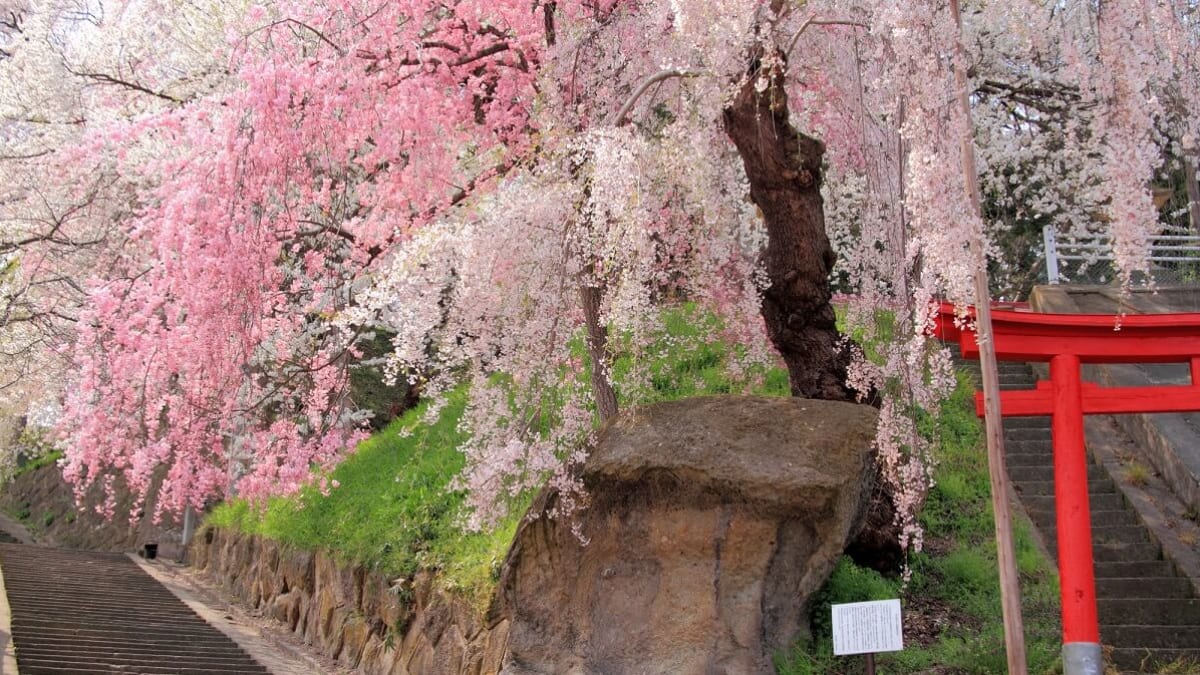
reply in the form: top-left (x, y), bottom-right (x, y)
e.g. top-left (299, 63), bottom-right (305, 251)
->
top-left (831, 599), bottom-right (904, 656)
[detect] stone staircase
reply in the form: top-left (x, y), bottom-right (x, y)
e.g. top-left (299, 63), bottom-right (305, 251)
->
top-left (960, 357), bottom-right (1200, 672)
top-left (0, 543), bottom-right (269, 674)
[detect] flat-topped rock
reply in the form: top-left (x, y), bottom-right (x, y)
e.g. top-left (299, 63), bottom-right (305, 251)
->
top-left (588, 395), bottom-right (878, 512)
top-left (498, 395), bottom-right (878, 675)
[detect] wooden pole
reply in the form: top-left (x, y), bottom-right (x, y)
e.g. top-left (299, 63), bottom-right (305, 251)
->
top-left (948, 2), bottom-right (1029, 673)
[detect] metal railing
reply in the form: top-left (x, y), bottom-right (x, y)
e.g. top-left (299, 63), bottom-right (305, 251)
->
top-left (1044, 226), bottom-right (1200, 285)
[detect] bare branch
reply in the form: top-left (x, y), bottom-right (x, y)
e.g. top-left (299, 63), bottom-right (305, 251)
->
top-left (615, 69), bottom-right (703, 126)
top-left (0, 150), bottom-right (52, 161)
top-left (787, 17), bottom-right (868, 57)
top-left (453, 42), bottom-right (511, 68)
top-left (253, 18), bottom-right (347, 57)
top-left (66, 68), bottom-right (182, 104)
top-left (294, 219), bottom-right (357, 245)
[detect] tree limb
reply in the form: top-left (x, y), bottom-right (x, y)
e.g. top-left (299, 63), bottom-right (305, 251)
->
top-left (614, 69), bottom-right (703, 126)
top-left (787, 17), bottom-right (868, 57)
top-left (67, 68), bottom-right (182, 104)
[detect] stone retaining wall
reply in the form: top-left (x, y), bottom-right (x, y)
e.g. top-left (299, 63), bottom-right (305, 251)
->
top-left (189, 527), bottom-right (509, 675)
top-left (188, 396), bottom-right (877, 675)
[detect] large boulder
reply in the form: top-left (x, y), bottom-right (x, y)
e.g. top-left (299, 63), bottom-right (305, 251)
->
top-left (496, 395), bottom-right (879, 675)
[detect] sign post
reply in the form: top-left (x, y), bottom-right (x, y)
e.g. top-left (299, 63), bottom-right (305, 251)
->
top-left (832, 599), bottom-right (904, 672)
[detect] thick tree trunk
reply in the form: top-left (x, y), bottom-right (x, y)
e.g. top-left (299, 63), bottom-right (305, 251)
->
top-left (579, 282), bottom-right (619, 422)
top-left (723, 51), bottom-right (855, 402)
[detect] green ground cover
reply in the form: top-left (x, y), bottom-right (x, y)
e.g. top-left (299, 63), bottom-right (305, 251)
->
top-left (209, 308), bottom-right (1062, 671)
top-left (207, 387), bottom-right (521, 609)
top-left (207, 305), bottom-right (784, 607)
top-left (12, 448), bottom-right (62, 478)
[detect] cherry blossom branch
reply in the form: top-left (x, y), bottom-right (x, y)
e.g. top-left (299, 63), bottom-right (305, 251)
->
top-left (65, 68), bottom-right (182, 104)
top-left (0, 10), bottom-right (20, 32)
top-left (786, 18), bottom-right (868, 57)
top-left (0, 150), bottom-right (52, 161)
top-left (295, 219), bottom-right (357, 244)
top-left (0, 8), bottom-right (22, 57)
top-left (614, 69), bottom-right (703, 126)
top-left (257, 18), bottom-right (347, 57)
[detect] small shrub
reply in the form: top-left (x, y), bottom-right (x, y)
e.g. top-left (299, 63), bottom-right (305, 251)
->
top-left (10, 502), bottom-right (30, 522)
top-left (1126, 461), bottom-right (1151, 487)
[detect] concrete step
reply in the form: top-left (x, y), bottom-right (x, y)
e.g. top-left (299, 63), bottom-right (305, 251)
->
top-left (15, 650), bottom-right (271, 669)
top-left (1094, 577), bottom-right (1193, 598)
top-left (1005, 427), bottom-right (1056, 442)
top-left (1042, 524), bottom-right (1149, 545)
top-left (5, 592), bottom-right (186, 609)
top-left (1027, 509), bottom-right (1140, 528)
top-left (1015, 478), bottom-right (1117, 496)
top-left (1103, 625), bottom-right (1200, 649)
top-left (1006, 452), bottom-right (1056, 467)
top-left (1093, 541), bottom-right (1162, 563)
top-left (1109, 647), bottom-right (1200, 672)
top-left (0, 543), bottom-right (267, 673)
top-left (12, 619), bottom-right (238, 638)
top-left (1091, 508), bottom-right (1143, 528)
top-left (14, 625), bottom-right (237, 644)
top-left (1009, 463), bottom-right (1108, 483)
top-left (1099, 599), bottom-right (1200, 625)
top-left (1005, 440), bottom-right (1052, 455)
top-left (1031, 541), bottom-right (1164, 563)
top-left (1095, 560), bottom-right (1178, 578)
top-left (16, 639), bottom-right (250, 658)
top-left (1002, 417), bottom-right (1052, 430)
top-left (17, 660), bottom-right (268, 675)
top-left (1022, 493), bottom-right (1127, 512)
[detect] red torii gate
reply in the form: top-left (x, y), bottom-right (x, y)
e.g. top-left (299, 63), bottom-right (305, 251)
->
top-left (933, 302), bottom-right (1200, 667)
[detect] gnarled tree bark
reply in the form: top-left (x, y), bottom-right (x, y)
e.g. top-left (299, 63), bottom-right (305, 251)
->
top-left (723, 49), bottom-right (855, 403)
top-left (724, 48), bottom-right (900, 568)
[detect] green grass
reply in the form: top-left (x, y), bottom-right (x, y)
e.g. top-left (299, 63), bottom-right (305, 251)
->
top-left (207, 305), bottom-right (784, 607)
top-left (12, 448), bottom-right (62, 478)
top-left (208, 388), bottom-right (520, 609)
top-left (209, 306), bottom-right (1062, 671)
top-left (776, 376), bottom-right (1062, 674)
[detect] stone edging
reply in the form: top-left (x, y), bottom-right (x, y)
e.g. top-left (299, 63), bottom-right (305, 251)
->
top-left (189, 528), bottom-right (509, 675)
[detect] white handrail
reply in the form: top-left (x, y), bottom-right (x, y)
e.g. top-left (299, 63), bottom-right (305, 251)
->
top-left (1043, 226), bottom-right (1200, 284)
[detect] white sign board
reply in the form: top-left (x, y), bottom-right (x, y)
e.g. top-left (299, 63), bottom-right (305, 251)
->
top-left (831, 599), bottom-right (904, 656)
